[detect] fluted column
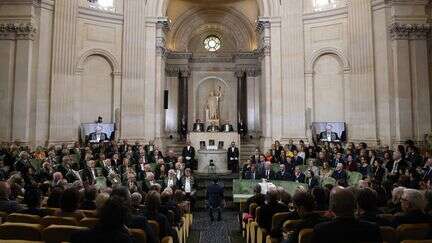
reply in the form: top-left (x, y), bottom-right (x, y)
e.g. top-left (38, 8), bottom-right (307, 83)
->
top-left (235, 70), bottom-right (246, 126)
top-left (347, 0), bottom-right (377, 142)
top-left (121, 0), bottom-right (147, 140)
top-left (49, 0), bottom-right (78, 143)
top-left (246, 69), bottom-right (259, 132)
top-left (178, 69), bottom-right (190, 133)
top-left (155, 18), bottom-right (169, 144)
top-left (257, 19), bottom-right (272, 149)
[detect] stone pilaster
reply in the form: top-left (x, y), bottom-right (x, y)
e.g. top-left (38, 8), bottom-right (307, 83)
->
top-left (49, 0), bottom-right (78, 143)
top-left (347, 0), bottom-right (377, 142)
top-left (121, 0), bottom-right (147, 140)
top-left (389, 23), bottom-right (431, 143)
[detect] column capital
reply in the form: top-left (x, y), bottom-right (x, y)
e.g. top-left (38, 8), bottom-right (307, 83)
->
top-left (0, 22), bottom-right (37, 40)
top-left (180, 69), bottom-right (191, 78)
top-left (389, 22), bottom-right (431, 40)
top-left (235, 70), bottom-right (245, 78)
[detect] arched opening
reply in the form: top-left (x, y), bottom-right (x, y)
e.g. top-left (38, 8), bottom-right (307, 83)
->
top-left (80, 55), bottom-right (114, 124)
top-left (313, 53), bottom-right (344, 122)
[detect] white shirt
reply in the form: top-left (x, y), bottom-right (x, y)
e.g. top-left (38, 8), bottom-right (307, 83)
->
top-left (167, 178), bottom-right (174, 188)
top-left (176, 170), bottom-right (181, 180)
top-left (91, 168), bottom-right (96, 180)
top-left (184, 178), bottom-right (191, 193)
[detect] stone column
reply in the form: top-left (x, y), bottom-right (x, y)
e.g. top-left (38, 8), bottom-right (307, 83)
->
top-left (389, 23), bottom-right (431, 143)
top-left (409, 26), bottom-right (431, 143)
top-left (121, 0), bottom-right (146, 140)
top-left (235, 70), bottom-right (245, 126)
top-left (347, 0), bottom-right (377, 142)
top-left (246, 69), bottom-right (258, 133)
top-left (257, 19), bottom-right (272, 149)
top-left (178, 69), bottom-right (190, 133)
top-left (49, 0), bottom-right (79, 143)
top-left (9, 23), bottom-right (37, 144)
top-left (155, 18), bottom-right (169, 145)
top-left (165, 68), bottom-right (180, 134)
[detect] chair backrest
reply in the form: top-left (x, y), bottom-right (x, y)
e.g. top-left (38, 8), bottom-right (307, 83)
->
top-left (397, 223), bottom-right (431, 241)
top-left (42, 225), bottom-right (88, 243)
top-left (41, 216), bottom-right (77, 228)
top-left (148, 220), bottom-right (160, 237)
top-left (298, 228), bottom-right (313, 243)
top-left (129, 228), bottom-right (147, 243)
top-left (80, 210), bottom-right (97, 218)
top-left (7, 213), bottom-right (41, 224)
top-left (282, 219), bottom-right (303, 233)
top-left (41, 208), bottom-right (58, 216)
top-left (0, 211), bottom-right (9, 223)
top-left (271, 212), bottom-right (291, 231)
top-left (401, 240), bottom-right (432, 243)
top-left (380, 226), bottom-right (397, 243)
top-left (79, 217), bottom-right (99, 228)
top-left (161, 236), bottom-right (174, 243)
top-left (249, 203), bottom-right (258, 218)
top-left (0, 222), bottom-right (42, 241)
top-left (255, 207), bottom-right (261, 222)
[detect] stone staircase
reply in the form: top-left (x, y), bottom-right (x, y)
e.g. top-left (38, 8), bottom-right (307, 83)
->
top-left (240, 140), bottom-right (259, 163)
top-left (165, 139), bottom-right (186, 156)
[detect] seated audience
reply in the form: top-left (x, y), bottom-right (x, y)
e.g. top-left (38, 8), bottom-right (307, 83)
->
top-left (71, 196), bottom-right (133, 243)
top-left (0, 181), bottom-right (22, 213)
top-left (56, 187), bottom-right (86, 220)
top-left (392, 188), bottom-right (432, 226)
top-left (356, 188), bottom-right (390, 226)
top-left (80, 186), bottom-right (97, 210)
top-left (257, 188), bottom-right (290, 232)
top-left (312, 187), bottom-right (382, 243)
top-left (20, 187), bottom-right (48, 217)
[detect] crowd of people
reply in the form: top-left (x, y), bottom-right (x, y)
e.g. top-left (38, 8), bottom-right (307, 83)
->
top-left (0, 140), bottom-right (199, 243)
top-left (241, 139), bottom-right (432, 243)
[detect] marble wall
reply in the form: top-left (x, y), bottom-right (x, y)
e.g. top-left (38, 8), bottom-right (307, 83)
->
top-left (0, 0), bottom-right (431, 149)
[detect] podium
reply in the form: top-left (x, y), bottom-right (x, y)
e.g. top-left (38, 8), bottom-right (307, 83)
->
top-left (188, 132), bottom-right (240, 174)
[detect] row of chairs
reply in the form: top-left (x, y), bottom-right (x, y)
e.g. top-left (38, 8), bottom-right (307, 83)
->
top-left (0, 210), bottom-right (193, 243)
top-left (292, 224), bottom-right (432, 243)
top-left (243, 203), bottom-right (432, 243)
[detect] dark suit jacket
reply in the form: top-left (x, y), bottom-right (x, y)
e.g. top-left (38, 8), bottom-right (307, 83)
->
top-left (392, 210), bottom-right (432, 227)
top-left (227, 147), bottom-right (240, 163)
top-left (319, 131), bottom-right (339, 141)
top-left (331, 170), bottom-right (347, 182)
top-left (243, 193), bottom-right (266, 214)
top-left (276, 170), bottom-right (292, 181)
top-left (206, 182), bottom-right (224, 208)
top-left (293, 156), bottom-right (304, 166)
top-left (82, 167), bottom-right (97, 185)
top-left (294, 172), bottom-right (306, 183)
top-left (312, 218), bottom-right (382, 243)
top-left (88, 132), bottom-right (109, 142)
top-left (307, 176), bottom-right (319, 189)
top-left (244, 170), bottom-right (261, 180)
top-left (258, 202), bottom-right (290, 231)
top-left (283, 212), bottom-right (327, 243)
top-left (207, 125), bottom-right (220, 132)
top-left (182, 146), bottom-right (196, 163)
top-left (261, 169), bottom-right (276, 180)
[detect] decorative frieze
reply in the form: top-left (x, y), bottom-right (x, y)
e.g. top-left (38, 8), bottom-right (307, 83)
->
top-left (256, 19), bottom-right (271, 57)
top-left (0, 23), bottom-right (37, 40)
top-left (389, 23), bottom-right (431, 40)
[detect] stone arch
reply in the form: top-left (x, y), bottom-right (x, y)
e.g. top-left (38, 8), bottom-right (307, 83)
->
top-left (307, 47), bottom-right (350, 74)
top-left (76, 48), bottom-right (120, 74)
top-left (149, 0), bottom-right (278, 18)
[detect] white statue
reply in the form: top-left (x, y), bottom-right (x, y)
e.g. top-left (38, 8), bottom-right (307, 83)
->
top-left (206, 86), bottom-right (223, 120)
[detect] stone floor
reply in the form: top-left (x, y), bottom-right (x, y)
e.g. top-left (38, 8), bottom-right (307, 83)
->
top-left (187, 210), bottom-right (244, 243)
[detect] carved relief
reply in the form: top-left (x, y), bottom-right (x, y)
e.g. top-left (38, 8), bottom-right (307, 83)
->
top-left (389, 23), bottom-right (431, 40)
top-left (0, 23), bottom-right (37, 40)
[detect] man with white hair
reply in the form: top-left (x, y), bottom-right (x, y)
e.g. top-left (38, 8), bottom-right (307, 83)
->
top-left (164, 169), bottom-right (179, 189)
top-left (392, 189), bottom-right (432, 226)
top-left (261, 161), bottom-right (275, 180)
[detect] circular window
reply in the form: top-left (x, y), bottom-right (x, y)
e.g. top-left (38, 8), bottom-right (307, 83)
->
top-left (204, 36), bottom-right (221, 52)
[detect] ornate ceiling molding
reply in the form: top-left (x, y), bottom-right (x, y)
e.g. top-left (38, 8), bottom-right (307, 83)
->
top-left (167, 7), bottom-right (257, 52)
top-left (0, 22), bottom-right (37, 40)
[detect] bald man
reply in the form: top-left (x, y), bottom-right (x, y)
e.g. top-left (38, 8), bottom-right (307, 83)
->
top-left (312, 187), bottom-right (381, 243)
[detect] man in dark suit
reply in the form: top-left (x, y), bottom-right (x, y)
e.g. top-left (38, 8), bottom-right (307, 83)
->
top-left (238, 119), bottom-right (247, 137)
top-left (312, 187), bottom-right (381, 243)
top-left (257, 189), bottom-right (290, 232)
top-left (82, 160), bottom-right (98, 186)
top-left (331, 152), bottom-right (345, 168)
top-left (331, 163), bottom-right (347, 184)
top-left (276, 164), bottom-right (292, 181)
top-left (292, 150), bottom-right (304, 166)
top-left (206, 179), bottom-right (224, 221)
top-left (319, 124), bottom-right (339, 142)
top-left (227, 142), bottom-right (240, 173)
top-left (207, 121), bottom-right (220, 132)
top-left (243, 184), bottom-right (266, 214)
top-left (293, 166), bottom-right (306, 183)
top-left (192, 119), bottom-right (205, 132)
top-left (244, 163), bottom-right (261, 180)
top-left (392, 188), bottom-right (432, 227)
top-left (260, 161), bottom-right (276, 180)
top-left (182, 141), bottom-right (196, 170)
top-left (88, 125), bottom-right (109, 143)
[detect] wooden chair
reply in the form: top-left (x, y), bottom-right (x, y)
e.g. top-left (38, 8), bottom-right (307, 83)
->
top-left (397, 223), bottom-right (431, 242)
top-left (246, 203), bottom-right (258, 243)
top-left (42, 208), bottom-right (59, 216)
top-left (129, 228), bottom-right (147, 243)
top-left (148, 220), bottom-right (161, 238)
top-left (298, 228), bottom-right (314, 243)
top-left (0, 211), bottom-right (9, 223)
top-left (7, 213), bottom-right (41, 224)
top-left (161, 236), bottom-right (174, 243)
top-left (380, 226), bottom-right (397, 243)
top-left (79, 217), bottom-right (99, 228)
top-left (41, 225), bottom-right (87, 243)
top-left (0, 222), bottom-right (43, 241)
top-left (40, 216), bottom-right (77, 228)
top-left (250, 207), bottom-right (261, 243)
top-left (79, 210), bottom-right (97, 218)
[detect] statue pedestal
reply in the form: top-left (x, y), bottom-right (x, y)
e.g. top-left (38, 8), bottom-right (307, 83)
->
top-left (196, 149), bottom-right (230, 174)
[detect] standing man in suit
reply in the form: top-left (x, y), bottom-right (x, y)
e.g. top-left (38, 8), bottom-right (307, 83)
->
top-left (238, 119), bottom-right (248, 137)
top-left (227, 142), bottom-right (240, 173)
top-left (206, 178), bottom-right (224, 221)
top-left (182, 140), bottom-right (196, 170)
